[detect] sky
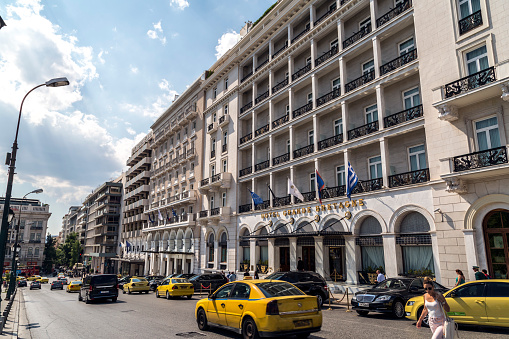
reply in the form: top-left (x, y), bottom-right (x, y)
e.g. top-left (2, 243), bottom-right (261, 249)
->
top-left (0, 0), bottom-right (276, 235)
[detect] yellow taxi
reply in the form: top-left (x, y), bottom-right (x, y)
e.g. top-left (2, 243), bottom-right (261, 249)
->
top-left (66, 280), bottom-right (82, 292)
top-left (36, 277), bottom-right (49, 283)
top-left (27, 275), bottom-right (41, 281)
top-left (156, 278), bottom-right (194, 299)
top-left (123, 277), bottom-right (150, 294)
top-left (405, 279), bottom-right (509, 328)
top-left (195, 279), bottom-right (322, 338)
top-left (16, 276), bottom-right (27, 281)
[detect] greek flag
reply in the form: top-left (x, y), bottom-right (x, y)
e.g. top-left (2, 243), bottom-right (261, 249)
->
top-left (346, 162), bottom-right (358, 201)
top-left (248, 189), bottom-right (263, 206)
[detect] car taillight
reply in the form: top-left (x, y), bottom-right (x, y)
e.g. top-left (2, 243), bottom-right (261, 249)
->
top-left (89, 285), bottom-right (93, 291)
top-left (190, 285), bottom-right (194, 289)
top-left (116, 284), bottom-right (119, 289)
top-left (172, 286), bottom-right (178, 289)
top-left (266, 300), bottom-right (279, 315)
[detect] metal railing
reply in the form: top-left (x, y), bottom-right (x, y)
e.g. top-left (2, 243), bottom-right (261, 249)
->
top-left (383, 105), bottom-right (423, 128)
top-left (254, 124), bottom-right (269, 137)
top-left (298, 191), bottom-right (316, 203)
top-left (453, 146), bottom-right (508, 172)
top-left (255, 160), bottom-right (270, 172)
top-left (240, 133), bottom-right (253, 145)
top-left (210, 207), bottom-right (220, 216)
top-left (273, 195), bottom-right (291, 207)
top-left (316, 88), bottom-right (341, 107)
top-left (291, 26), bottom-right (310, 44)
top-left (343, 23), bottom-right (371, 49)
top-left (314, 3), bottom-right (337, 26)
top-left (292, 102), bottom-right (313, 119)
top-left (352, 178), bottom-right (383, 194)
top-left (199, 210), bottom-right (208, 218)
top-left (200, 178), bottom-right (209, 187)
top-left (293, 144), bottom-right (314, 159)
top-left (459, 10), bottom-right (482, 35)
top-left (273, 153), bottom-right (290, 166)
top-left (239, 204), bottom-right (252, 213)
top-left (239, 166), bottom-right (252, 177)
top-left (315, 46), bottom-right (339, 67)
top-left (272, 114), bottom-right (289, 129)
top-left (240, 101), bottom-right (253, 114)
top-left (318, 134), bottom-right (343, 150)
top-left (345, 70), bottom-right (375, 93)
top-left (292, 64), bottom-right (312, 81)
top-left (255, 200), bottom-right (270, 210)
top-left (272, 42), bottom-right (288, 59)
top-left (376, 0), bottom-right (412, 27)
top-left (210, 150), bottom-right (216, 159)
top-left (256, 59), bottom-right (269, 72)
top-left (321, 185), bottom-right (346, 199)
top-left (222, 144), bottom-right (227, 153)
top-left (380, 49), bottom-right (417, 75)
top-left (389, 168), bottom-right (430, 188)
top-left (241, 71), bottom-right (253, 83)
top-left (255, 90), bottom-right (270, 104)
top-left (211, 173), bottom-right (221, 183)
top-left (444, 66), bottom-right (496, 99)
top-left (272, 78), bottom-right (288, 94)
top-left (348, 121), bottom-right (379, 140)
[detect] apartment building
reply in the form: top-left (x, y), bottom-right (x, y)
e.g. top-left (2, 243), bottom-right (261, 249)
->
top-left (60, 206), bottom-right (80, 242)
top-left (1, 197), bottom-right (51, 274)
top-left (83, 178), bottom-right (123, 274)
top-left (120, 133), bottom-right (152, 276)
top-left (144, 78), bottom-right (204, 276)
top-left (76, 206), bottom-right (87, 247)
top-left (192, 0), bottom-right (509, 285)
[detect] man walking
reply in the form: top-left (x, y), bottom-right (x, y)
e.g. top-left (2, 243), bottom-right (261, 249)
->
top-left (473, 266), bottom-right (486, 280)
top-left (376, 269), bottom-right (385, 283)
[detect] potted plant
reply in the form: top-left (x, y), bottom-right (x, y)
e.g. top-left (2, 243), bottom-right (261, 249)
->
top-left (240, 260), bottom-right (250, 272)
top-left (260, 260), bottom-right (268, 274)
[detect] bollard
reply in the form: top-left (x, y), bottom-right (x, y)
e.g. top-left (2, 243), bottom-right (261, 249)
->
top-left (345, 288), bottom-right (351, 312)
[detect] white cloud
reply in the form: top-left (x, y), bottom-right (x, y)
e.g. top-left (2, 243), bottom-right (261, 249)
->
top-left (120, 78), bottom-right (178, 119)
top-left (130, 65), bottom-right (139, 74)
top-left (24, 174), bottom-right (94, 204)
top-left (98, 50), bottom-right (107, 64)
top-left (170, 0), bottom-right (189, 10)
top-left (147, 20), bottom-right (166, 45)
top-left (215, 30), bottom-right (240, 59)
top-left (126, 127), bottom-right (136, 135)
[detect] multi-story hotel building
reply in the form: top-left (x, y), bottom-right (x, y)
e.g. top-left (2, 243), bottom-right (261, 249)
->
top-left (144, 78), bottom-right (204, 276)
top-left (60, 206), bottom-right (80, 242)
top-left (1, 197), bottom-right (50, 274)
top-left (120, 133), bottom-right (152, 276)
top-left (191, 0), bottom-right (509, 286)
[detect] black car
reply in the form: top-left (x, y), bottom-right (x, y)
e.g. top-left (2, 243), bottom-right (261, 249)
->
top-left (50, 280), bottom-right (64, 290)
top-left (351, 277), bottom-right (448, 318)
top-left (265, 271), bottom-right (329, 307)
top-left (175, 273), bottom-right (196, 280)
top-left (79, 274), bottom-right (118, 304)
top-left (17, 280), bottom-right (27, 287)
top-left (189, 274), bottom-right (227, 294)
top-left (30, 281), bottom-right (41, 290)
top-left (145, 275), bottom-right (164, 282)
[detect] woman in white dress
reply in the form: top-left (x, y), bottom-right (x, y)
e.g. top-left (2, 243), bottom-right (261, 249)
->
top-left (416, 276), bottom-right (450, 339)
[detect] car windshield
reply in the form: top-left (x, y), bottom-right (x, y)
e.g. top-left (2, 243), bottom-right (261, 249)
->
top-left (189, 276), bottom-right (200, 281)
top-left (256, 281), bottom-right (305, 298)
top-left (92, 275), bottom-right (117, 285)
top-left (266, 272), bottom-right (286, 280)
top-left (171, 279), bottom-right (189, 284)
top-left (374, 279), bottom-right (407, 289)
top-left (72, 281), bottom-right (82, 285)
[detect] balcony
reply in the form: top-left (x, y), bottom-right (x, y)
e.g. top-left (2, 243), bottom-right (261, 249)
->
top-left (272, 78), bottom-right (288, 94)
top-left (222, 144), bottom-right (228, 153)
top-left (444, 66), bottom-right (496, 99)
top-left (255, 160), bottom-right (270, 172)
top-left (315, 46), bottom-right (339, 67)
top-left (255, 124), bottom-right (269, 137)
top-left (29, 239), bottom-right (42, 243)
top-left (453, 147), bottom-right (508, 173)
top-left (348, 121), bottom-right (379, 140)
top-left (240, 101), bottom-right (253, 114)
top-left (291, 26), bottom-right (310, 44)
top-left (273, 195), bottom-right (291, 207)
top-left (200, 206), bottom-right (231, 224)
top-left (383, 105), bottom-right (423, 128)
top-left (218, 114), bottom-right (230, 128)
top-left (255, 200), bottom-right (270, 210)
top-left (210, 150), bottom-right (216, 159)
top-left (199, 172), bottom-right (232, 192)
top-left (255, 90), bottom-right (270, 105)
top-left (240, 133), bottom-right (253, 145)
top-left (314, 3), bottom-right (337, 26)
top-left (352, 178), bottom-right (383, 194)
top-left (239, 166), bottom-right (252, 177)
top-left (321, 185), bottom-right (346, 199)
top-left (316, 88), bottom-right (341, 107)
top-left (297, 191), bottom-right (316, 203)
top-left (178, 152), bottom-right (186, 164)
top-left (389, 169), bottom-right (430, 188)
top-left (376, 0), bottom-right (412, 28)
top-left (345, 70), bottom-right (375, 93)
top-left (272, 114), bottom-right (289, 129)
top-left (318, 134), bottom-right (343, 151)
top-left (273, 153), bottom-right (290, 166)
top-left (380, 49), bottom-right (417, 76)
top-left (256, 59), bottom-right (269, 72)
top-left (459, 10), bottom-right (482, 35)
top-left (239, 203), bottom-right (252, 213)
top-left (207, 121), bottom-right (218, 134)
top-left (292, 64), bottom-right (312, 81)
top-left (292, 102), bottom-right (313, 119)
top-left (293, 145), bottom-right (314, 159)
top-left (186, 147), bottom-right (196, 159)
top-left (272, 42), bottom-right (288, 59)
top-left (241, 71), bottom-right (253, 83)
top-left (343, 23), bottom-right (371, 49)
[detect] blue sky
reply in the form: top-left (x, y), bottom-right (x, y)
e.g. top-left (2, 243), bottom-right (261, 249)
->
top-left (0, 0), bottom-right (275, 235)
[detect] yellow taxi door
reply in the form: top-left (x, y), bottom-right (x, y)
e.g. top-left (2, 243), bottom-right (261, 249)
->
top-left (485, 281), bottom-right (509, 326)
top-left (225, 283), bottom-right (251, 329)
top-left (445, 282), bottom-right (488, 324)
top-left (158, 280), bottom-right (170, 297)
top-left (206, 284), bottom-right (233, 326)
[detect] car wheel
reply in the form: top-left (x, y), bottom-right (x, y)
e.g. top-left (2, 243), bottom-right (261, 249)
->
top-left (123, 289), bottom-right (126, 294)
top-left (145, 291), bottom-right (149, 294)
top-left (242, 317), bottom-right (259, 339)
top-left (296, 334), bottom-right (310, 339)
top-left (197, 308), bottom-right (209, 331)
top-left (85, 294), bottom-right (90, 304)
top-left (356, 310), bottom-right (369, 316)
top-left (417, 307), bottom-right (429, 327)
top-left (316, 293), bottom-right (325, 308)
top-left (187, 295), bottom-right (192, 300)
top-left (111, 297), bottom-right (117, 302)
top-left (156, 290), bottom-right (160, 298)
top-left (166, 291), bottom-right (171, 300)
top-left (392, 300), bottom-right (405, 319)
top-left (78, 293), bottom-right (83, 301)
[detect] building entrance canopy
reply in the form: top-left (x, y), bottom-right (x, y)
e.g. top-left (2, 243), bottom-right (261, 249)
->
top-left (241, 231), bottom-right (351, 239)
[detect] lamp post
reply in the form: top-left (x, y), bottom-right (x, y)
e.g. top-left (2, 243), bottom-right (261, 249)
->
top-left (6, 189), bottom-right (43, 300)
top-left (0, 78), bottom-right (69, 310)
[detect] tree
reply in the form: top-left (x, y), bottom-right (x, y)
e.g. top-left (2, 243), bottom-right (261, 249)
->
top-left (56, 232), bottom-right (82, 268)
top-left (42, 234), bottom-right (57, 273)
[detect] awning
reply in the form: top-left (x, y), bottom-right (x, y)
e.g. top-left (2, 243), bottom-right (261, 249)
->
top-left (241, 231), bottom-right (351, 239)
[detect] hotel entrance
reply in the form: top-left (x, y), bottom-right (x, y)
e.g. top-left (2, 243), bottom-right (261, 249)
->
top-left (483, 210), bottom-right (509, 279)
top-left (302, 246), bottom-right (316, 271)
top-left (279, 247), bottom-right (290, 272)
top-left (328, 247), bottom-right (344, 281)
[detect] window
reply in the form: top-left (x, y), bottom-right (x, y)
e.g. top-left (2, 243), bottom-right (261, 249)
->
top-left (208, 233), bottom-right (214, 263)
top-left (306, 56), bottom-right (312, 65)
top-left (192, 120), bottom-right (196, 130)
top-left (286, 105), bottom-right (290, 115)
top-left (336, 165), bottom-right (345, 186)
top-left (486, 282), bottom-right (509, 297)
top-left (34, 247), bottom-right (40, 257)
top-left (362, 60), bottom-right (375, 74)
top-left (214, 284), bottom-right (233, 298)
top-left (213, 113), bottom-right (217, 122)
top-left (213, 87), bottom-right (217, 99)
top-left (408, 144), bottom-right (427, 171)
top-left (330, 38), bottom-right (338, 50)
top-left (310, 172), bottom-right (316, 192)
top-left (222, 192), bottom-right (227, 207)
top-left (220, 232), bottom-right (227, 263)
top-left (308, 130), bottom-right (314, 145)
top-left (474, 116), bottom-right (501, 151)
top-left (399, 38), bottom-right (415, 55)
top-left (369, 156), bottom-right (382, 179)
top-left (210, 196), bottom-right (215, 209)
top-left (30, 233), bottom-right (35, 240)
top-left (332, 78), bottom-right (341, 91)
top-left (334, 119), bottom-right (343, 135)
top-left (307, 93), bottom-right (313, 104)
top-left (28, 247), bottom-right (33, 256)
top-left (224, 77), bottom-right (229, 90)
top-left (211, 138), bottom-right (216, 152)
top-left (466, 45), bottom-right (488, 75)
top-left (36, 233), bottom-right (41, 241)
top-left (287, 140), bottom-right (291, 154)
top-left (223, 132), bottom-right (228, 146)
top-left (224, 105), bottom-right (228, 115)
top-left (395, 0), bottom-right (405, 6)
top-left (365, 104), bottom-right (378, 123)
top-left (191, 162), bottom-right (195, 170)
top-left (451, 283), bottom-right (485, 298)
top-left (231, 283), bottom-right (251, 299)
top-left (403, 87), bottom-right (420, 109)
top-left (211, 164), bottom-right (216, 177)
top-left (459, 0), bottom-right (481, 19)
top-left (285, 72), bottom-right (289, 80)
top-left (222, 159), bottom-right (227, 172)
top-left (359, 17), bottom-right (371, 30)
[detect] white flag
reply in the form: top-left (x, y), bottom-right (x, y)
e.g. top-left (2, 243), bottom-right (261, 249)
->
top-left (158, 210), bottom-right (164, 221)
top-left (288, 178), bottom-right (304, 202)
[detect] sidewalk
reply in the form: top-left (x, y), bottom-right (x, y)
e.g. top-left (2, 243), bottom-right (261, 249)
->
top-left (1, 289), bottom-right (29, 338)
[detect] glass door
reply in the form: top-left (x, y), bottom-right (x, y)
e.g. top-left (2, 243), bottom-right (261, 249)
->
top-left (279, 247), bottom-right (290, 272)
top-left (328, 247), bottom-right (344, 281)
top-left (484, 210), bottom-right (509, 279)
top-left (302, 246), bottom-right (316, 272)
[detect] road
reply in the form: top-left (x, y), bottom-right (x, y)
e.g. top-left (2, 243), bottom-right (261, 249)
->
top-left (17, 278), bottom-right (509, 339)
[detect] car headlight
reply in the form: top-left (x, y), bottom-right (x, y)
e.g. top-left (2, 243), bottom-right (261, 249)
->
top-left (376, 295), bottom-right (391, 301)
top-left (351, 297), bottom-right (357, 302)
top-left (407, 301), bottom-right (415, 306)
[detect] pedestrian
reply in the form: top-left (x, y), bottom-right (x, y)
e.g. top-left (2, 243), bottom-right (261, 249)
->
top-left (454, 269), bottom-right (465, 287)
top-left (230, 271), bottom-right (237, 282)
top-left (254, 270), bottom-right (259, 279)
top-left (244, 271), bottom-right (250, 277)
top-left (416, 276), bottom-right (450, 339)
top-left (376, 269), bottom-right (385, 283)
top-left (472, 266), bottom-right (486, 280)
top-left (297, 257), bottom-right (304, 271)
top-left (482, 269), bottom-right (491, 279)
top-left (226, 271), bottom-right (232, 282)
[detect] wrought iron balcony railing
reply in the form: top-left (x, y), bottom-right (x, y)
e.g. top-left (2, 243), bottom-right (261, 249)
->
top-left (272, 78), bottom-right (288, 94)
top-left (343, 23), bottom-right (371, 49)
top-left (219, 115), bottom-right (226, 124)
top-left (207, 123), bottom-right (215, 132)
top-left (297, 191), bottom-right (316, 203)
top-left (272, 114), bottom-right (289, 129)
top-left (316, 88), bottom-right (341, 107)
top-left (211, 173), bottom-right (221, 183)
top-left (255, 200), bottom-right (270, 210)
top-left (314, 3), bottom-right (337, 26)
top-left (255, 124), bottom-right (269, 137)
top-left (291, 26), bottom-right (310, 44)
top-left (384, 104), bottom-right (423, 128)
top-left (315, 46), bottom-right (339, 67)
top-left (239, 204), bottom-right (252, 213)
top-left (210, 150), bottom-right (216, 159)
top-left (321, 185), bottom-right (346, 199)
top-left (240, 133), bottom-right (253, 145)
top-left (348, 121), bottom-right (379, 140)
top-left (255, 90), bottom-right (270, 104)
top-left (453, 146), bottom-right (508, 172)
top-left (222, 144), bottom-right (227, 153)
top-left (273, 195), bottom-right (291, 207)
top-left (345, 70), bottom-right (375, 93)
top-left (241, 71), bottom-right (253, 83)
top-left (272, 41), bottom-right (288, 59)
top-left (273, 153), bottom-right (290, 166)
top-left (292, 64), bottom-right (312, 81)
top-left (380, 49), bottom-right (417, 75)
top-left (256, 59), bottom-right (269, 72)
top-left (200, 178), bottom-right (209, 187)
top-left (240, 101), bottom-right (253, 114)
top-left (376, 0), bottom-right (412, 27)
top-left (210, 207), bottom-right (220, 216)
top-left (292, 102), bottom-right (313, 119)
top-left (199, 210), bottom-right (208, 218)
top-left (318, 134), bottom-right (343, 150)
top-left (389, 168), bottom-right (430, 188)
top-left (459, 10), bottom-right (482, 35)
top-left (444, 66), bottom-right (496, 99)
top-left (352, 178), bottom-right (383, 194)
top-left (293, 144), bottom-right (314, 159)
top-left (239, 166), bottom-right (252, 177)
top-left (255, 160), bottom-right (270, 172)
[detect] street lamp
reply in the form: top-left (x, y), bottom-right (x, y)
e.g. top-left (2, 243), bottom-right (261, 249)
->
top-left (6, 189), bottom-right (43, 300)
top-left (0, 77), bottom-right (69, 310)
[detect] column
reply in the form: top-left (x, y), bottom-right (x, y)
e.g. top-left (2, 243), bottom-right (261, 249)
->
top-left (341, 101), bottom-right (348, 138)
top-left (344, 235), bottom-right (357, 284)
top-left (288, 88), bottom-right (294, 119)
top-left (287, 25), bottom-right (292, 47)
top-left (337, 19), bottom-right (344, 52)
top-left (289, 126), bottom-right (295, 160)
top-left (269, 40), bottom-right (274, 61)
top-left (290, 166), bottom-right (295, 204)
top-left (252, 144), bottom-right (257, 171)
top-left (431, 232), bottom-right (442, 283)
top-left (251, 178), bottom-right (255, 210)
top-left (150, 254), bottom-right (156, 275)
top-left (312, 114), bottom-right (318, 153)
top-left (314, 237), bottom-right (325, 279)
top-left (268, 100), bottom-right (273, 128)
top-left (463, 230), bottom-right (478, 281)
top-left (379, 137), bottom-right (389, 188)
top-left (314, 158), bottom-right (320, 200)
top-left (269, 172), bottom-right (274, 207)
top-left (310, 39), bottom-right (317, 69)
top-left (159, 254), bottom-right (164, 275)
top-left (249, 239), bottom-right (256, 273)
top-left (339, 58), bottom-right (346, 95)
top-left (166, 255), bottom-right (171, 276)
top-left (382, 234), bottom-right (398, 278)
top-left (288, 55), bottom-right (294, 84)
top-left (290, 237), bottom-right (297, 271)
top-left (269, 135), bottom-right (274, 167)
top-left (252, 55), bottom-right (256, 75)
top-left (268, 238), bottom-right (276, 274)
top-left (144, 254), bottom-right (149, 275)
top-left (375, 84), bottom-right (385, 130)
top-left (372, 36), bottom-right (381, 78)
top-left (369, 0), bottom-right (377, 31)
top-left (213, 240), bottom-right (219, 269)
top-left (252, 82), bottom-right (256, 105)
top-left (311, 74), bottom-right (317, 109)
top-left (309, 5), bottom-right (315, 29)
top-left (269, 71), bottom-right (274, 95)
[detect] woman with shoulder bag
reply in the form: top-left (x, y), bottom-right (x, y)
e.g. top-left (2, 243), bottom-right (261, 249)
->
top-left (416, 277), bottom-right (450, 339)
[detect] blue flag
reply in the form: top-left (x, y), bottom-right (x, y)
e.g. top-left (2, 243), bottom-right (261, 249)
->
top-left (346, 162), bottom-right (358, 201)
top-left (248, 189), bottom-right (263, 206)
top-left (316, 170), bottom-right (325, 204)
top-left (119, 242), bottom-right (122, 247)
top-left (148, 213), bottom-right (153, 223)
top-left (172, 209), bottom-right (177, 218)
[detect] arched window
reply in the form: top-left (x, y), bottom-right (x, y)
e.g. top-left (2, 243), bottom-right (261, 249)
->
top-left (207, 233), bottom-right (215, 267)
top-left (483, 210), bottom-right (509, 279)
top-left (357, 217), bottom-right (384, 276)
top-left (398, 212), bottom-right (433, 276)
top-left (220, 232), bottom-right (228, 268)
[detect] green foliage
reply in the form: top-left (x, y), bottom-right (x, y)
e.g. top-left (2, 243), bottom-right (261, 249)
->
top-left (252, 2), bottom-right (278, 28)
top-left (42, 234), bottom-right (57, 272)
top-left (407, 268), bottom-right (434, 277)
top-left (54, 232), bottom-right (82, 268)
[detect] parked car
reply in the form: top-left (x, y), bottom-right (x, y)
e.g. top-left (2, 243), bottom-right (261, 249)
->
top-left (27, 275), bottom-right (41, 281)
top-left (156, 278), bottom-right (194, 299)
top-left (17, 279), bottom-right (27, 287)
top-left (195, 280), bottom-right (322, 338)
top-left (30, 281), bottom-right (42, 290)
top-left (149, 278), bottom-right (164, 291)
top-left (175, 273), bottom-right (196, 280)
top-left (189, 274), bottom-right (228, 294)
top-left (265, 271), bottom-right (329, 307)
top-left (123, 277), bottom-right (150, 294)
top-left (50, 280), bottom-right (64, 290)
top-left (79, 274), bottom-right (118, 304)
top-left (144, 275), bottom-right (164, 282)
top-left (406, 279), bottom-right (509, 328)
top-left (352, 277), bottom-right (448, 318)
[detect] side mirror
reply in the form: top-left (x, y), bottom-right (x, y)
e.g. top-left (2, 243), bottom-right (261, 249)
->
top-left (209, 293), bottom-right (216, 300)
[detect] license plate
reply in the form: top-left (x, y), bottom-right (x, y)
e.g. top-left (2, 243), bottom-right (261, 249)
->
top-left (293, 320), bottom-right (311, 328)
top-left (359, 302), bottom-right (369, 307)
top-left (101, 291), bottom-right (109, 294)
